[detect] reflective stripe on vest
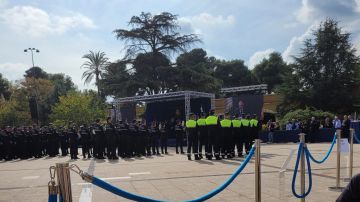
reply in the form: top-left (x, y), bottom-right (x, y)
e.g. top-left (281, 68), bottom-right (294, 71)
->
top-left (232, 120), bottom-right (241, 128)
top-left (197, 118), bottom-right (206, 126)
top-left (241, 119), bottom-right (250, 127)
top-left (220, 119), bottom-right (232, 128)
top-left (186, 120), bottom-right (197, 128)
top-left (250, 119), bottom-right (258, 127)
top-left (206, 116), bottom-right (218, 125)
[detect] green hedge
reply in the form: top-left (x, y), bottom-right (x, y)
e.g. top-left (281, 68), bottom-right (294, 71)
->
top-left (279, 108), bottom-right (334, 127)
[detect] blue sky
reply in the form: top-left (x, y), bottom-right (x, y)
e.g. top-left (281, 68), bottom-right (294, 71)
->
top-left (1, 0), bottom-right (360, 90)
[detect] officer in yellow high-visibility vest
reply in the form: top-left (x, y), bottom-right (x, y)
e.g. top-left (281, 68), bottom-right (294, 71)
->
top-left (185, 113), bottom-right (199, 160)
top-left (205, 109), bottom-right (219, 160)
top-left (241, 114), bottom-right (251, 154)
top-left (196, 112), bottom-right (207, 159)
top-left (232, 114), bottom-right (242, 157)
top-left (250, 114), bottom-right (260, 145)
top-left (220, 113), bottom-right (232, 159)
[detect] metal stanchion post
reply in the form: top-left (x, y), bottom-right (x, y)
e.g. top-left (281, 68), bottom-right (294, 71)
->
top-left (344, 129), bottom-right (354, 182)
top-left (329, 129), bottom-right (344, 191)
top-left (255, 139), bottom-right (261, 202)
top-left (299, 133), bottom-right (305, 202)
top-left (56, 163), bottom-right (73, 202)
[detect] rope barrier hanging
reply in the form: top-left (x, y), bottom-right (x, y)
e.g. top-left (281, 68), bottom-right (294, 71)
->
top-left (306, 133), bottom-right (336, 164)
top-left (291, 142), bottom-right (313, 199)
top-left (67, 146), bottom-right (257, 202)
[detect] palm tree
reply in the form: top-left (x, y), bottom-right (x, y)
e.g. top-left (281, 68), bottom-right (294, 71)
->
top-left (81, 51), bottom-right (109, 96)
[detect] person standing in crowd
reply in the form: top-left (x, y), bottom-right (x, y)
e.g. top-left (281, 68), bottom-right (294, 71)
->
top-left (185, 113), bottom-right (199, 160)
top-left (68, 123), bottom-right (79, 160)
top-left (286, 120), bottom-right (293, 130)
top-left (323, 117), bottom-right (333, 128)
top-left (205, 109), bottom-right (219, 160)
top-left (250, 114), bottom-right (260, 146)
top-left (309, 117), bottom-right (319, 143)
top-left (137, 120), bottom-right (148, 156)
top-left (231, 114), bottom-right (242, 157)
top-left (267, 119), bottom-right (275, 144)
top-left (58, 126), bottom-right (68, 156)
top-left (342, 115), bottom-right (351, 140)
top-left (241, 114), bottom-right (251, 154)
top-left (220, 113), bottom-right (232, 159)
top-left (159, 121), bottom-right (169, 155)
top-left (92, 119), bottom-right (105, 159)
top-left (174, 119), bottom-right (184, 154)
top-left (333, 116), bottom-right (342, 130)
top-left (197, 112), bottom-right (207, 159)
top-left (104, 117), bottom-right (118, 160)
top-left (79, 124), bottom-right (91, 159)
top-left (149, 120), bottom-right (160, 155)
top-left (116, 120), bottom-right (128, 158)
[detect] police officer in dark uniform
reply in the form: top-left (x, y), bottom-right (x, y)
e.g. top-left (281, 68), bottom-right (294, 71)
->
top-left (116, 120), bottom-right (128, 158)
top-left (92, 119), bottom-right (105, 159)
top-left (205, 110), bottom-right (219, 160)
top-left (105, 117), bottom-right (118, 160)
top-left (186, 113), bottom-right (199, 160)
top-left (220, 113), bottom-right (232, 159)
top-left (58, 126), bottom-right (68, 156)
top-left (3, 126), bottom-right (13, 160)
top-left (197, 113), bottom-right (207, 159)
top-left (150, 121), bottom-right (160, 155)
top-left (68, 123), bottom-right (79, 159)
top-left (137, 120), bottom-right (148, 156)
top-left (80, 124), bottom-right (91, 159)
top-left (174, 119), bottom-right (184, 154)
top-left (159, 121), bottom-right (169, 155)
top-left (127, 120), bottom-right (139, 157)
top-left (242, 114), bottom-right (251, 154)
top-left (232, 115), bottom-right (242, 157)
top-left (250, 114), bottom-right (260, 146)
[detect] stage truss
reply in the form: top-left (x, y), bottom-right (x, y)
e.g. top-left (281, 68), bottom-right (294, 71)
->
top-left (113, 91), bottom-right (215, 121)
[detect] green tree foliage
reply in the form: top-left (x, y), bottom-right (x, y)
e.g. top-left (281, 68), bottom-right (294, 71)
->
top-left (175, 48), bottom-right (221, 92)
top-left (81, 50), bottom-right (109, 96)
top-left (0, 73), bottom-right (11, 100)
top-left (114, 12), bottom-right (200, 59)
top-left (0, 86), bottom-right (32, 126)
top-left (279, 108), bottom-right (334, 127)
top-left (48, 73), bottom-right (75, 103)
top-left (110, 12), bottom-right (200, 95)
top-left (50, 91), bottom-right (106, 126)
top-left (279, 19), bottom-right (359, 114)
top-left (214, 59), bottom-right (254, 88)
top-left (21, 77), bottom-right (54, 124)
top-left (24, 66), bottom-right (48, 79)
top-left (253, 52), bottom-right (290, 93)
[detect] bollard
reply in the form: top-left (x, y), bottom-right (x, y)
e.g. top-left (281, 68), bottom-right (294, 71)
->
top-left (56, 163), bottom-right (73, 202)
top-left (344, 129), bottom-right (354, 182)
top-left (328, 130), bottom-right (344, 191)
top-left (255, 139), bottom-right (261, 202)
top-left (299, 133), bottom-right (306, 202)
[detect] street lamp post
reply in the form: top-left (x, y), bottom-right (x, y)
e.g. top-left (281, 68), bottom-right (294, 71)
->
top-left (24, 48), bottom-right (40, 67)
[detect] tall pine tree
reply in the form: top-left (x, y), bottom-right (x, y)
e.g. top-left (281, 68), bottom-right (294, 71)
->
top-left (280, 19), bottom-right (359, 114)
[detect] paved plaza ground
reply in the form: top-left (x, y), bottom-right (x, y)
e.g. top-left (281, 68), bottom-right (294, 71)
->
top-left (0, 142), bottom-right (358, 202)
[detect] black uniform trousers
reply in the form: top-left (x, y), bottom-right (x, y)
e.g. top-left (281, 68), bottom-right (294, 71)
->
top-left (186, 128), bottom-right (198, 156)
top-left (175, 130), bottom-right (184, 153)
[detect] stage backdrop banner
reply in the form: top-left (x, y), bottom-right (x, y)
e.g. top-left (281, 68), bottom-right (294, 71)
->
top-left (231, 95), bottom-right (264, 117)
top-left (145, 98), bottom-right (211, 123)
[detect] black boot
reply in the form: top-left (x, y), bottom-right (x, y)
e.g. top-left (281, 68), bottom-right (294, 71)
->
top-left (194, 155), bottom-right (200, 160)
top-left (187, 155), bottom-right (191, 160)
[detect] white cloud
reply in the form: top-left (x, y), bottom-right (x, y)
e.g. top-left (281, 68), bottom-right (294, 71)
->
top-left (0, 6), bottom-right (96, 37)
top-left (178, 13), bottom-right (235, 35)
top-left (282, 23), bottom-right (318, 63)
top-left (356, 0), bottom-right (360, 12)
top-left (0, 0), bottom-right (7, 8)
top-left (295, 0), bottom-right (315, 23)
top-left (248, 48), bottom-right (275, 69)
top-left (0, 62), bottom-right (28, 81)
